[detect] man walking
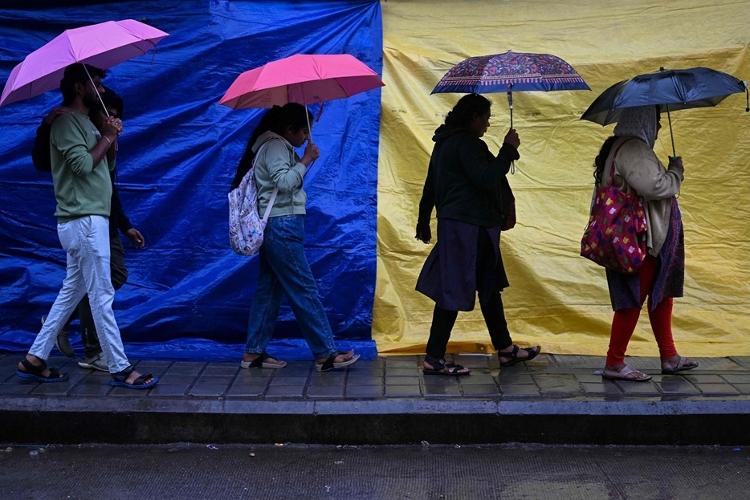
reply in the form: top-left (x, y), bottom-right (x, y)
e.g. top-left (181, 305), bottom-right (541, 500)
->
top-left (16, 63), bottom-right (157, 389)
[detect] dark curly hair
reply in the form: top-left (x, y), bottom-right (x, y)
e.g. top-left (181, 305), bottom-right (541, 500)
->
top-left (443, 93), bottom-right (491, 129)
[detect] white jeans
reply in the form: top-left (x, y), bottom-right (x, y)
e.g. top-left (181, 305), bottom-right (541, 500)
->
top-left (29, 215), bottom-right (130, 373)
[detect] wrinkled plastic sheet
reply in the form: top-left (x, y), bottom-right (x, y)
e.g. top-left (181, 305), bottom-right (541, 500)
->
top-left (375, 0), bottom-right (750, 355)
top-left (0, 0), bottom-right (382, 360)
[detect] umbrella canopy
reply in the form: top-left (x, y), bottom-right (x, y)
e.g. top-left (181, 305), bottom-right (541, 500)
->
top-left (0, 19), bottom-right (168, 107)
top-left (219, 54), bottom-right (384, 109)
top-left (431, 50), bottom-right (589, 94)
top-left (581, 67), bottom-right (748, 125)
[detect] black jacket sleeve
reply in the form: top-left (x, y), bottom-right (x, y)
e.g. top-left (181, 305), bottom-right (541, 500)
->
top-left (457, 138), bottom-right (519, 194)
top-left (31, 122), bottom-right (52, 172)
top-left (417, 154), bottom-right (436, 228)
top-left (110, 176), bottom-right (133, 234)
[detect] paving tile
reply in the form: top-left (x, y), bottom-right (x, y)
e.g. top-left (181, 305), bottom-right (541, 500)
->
top-left (734, 384), bottom-right (750, 394)
top-left (720, 374), bottom-right (750, 384)
top-left (269, 376), bottom-right (308, 387)
top-left (581, 382), bottom-right (624, 396)
top-left (265, 385), bottom-right (304, 398)
top-left (279, 364), bottom-right (313, 376)
top-left (0, 383), bottom-right (38, 395)
top-left (201, 363), bottom-right (240, 377)
top-left (155, 374), bottom-right (193, 385)
top-left (422, 383), bottom-right (461, 397)
top-left (681, 374), bottom-right (725, 384)
top-left (148, 384), bottom-right (191, 397)
top-left (729, 356), bottom-right (750, 368)
top-left (550, 355), bottom-right (602, 369)
top-left (384, 385), bottom-right (422, 398)
top-left (345, 385), bottom-right (383, 398)
top-left (306, 385), bottom-right (344, 398)
top-left (225, 384), bottom-right (266, 398)
top-left (624, 357), bottom-right (662, 370)
top-left (384, 357), bottom-right (418, 368)
top-left (347, 372), bottom-right (384, 384)
top-left (108, 386), bottom-right (151, 397)
top-left (695, 383), bottom-right (741, 395)
top-left (495, 372), bottom-right (536, 385)
top-left (452, 355), bottom-right (491, 368)
top-left (385, 367), bottom-right (420, 377)
top-left (498, 385), bottom-right (541, 397)
top-left (30, 381), bottom-right (74, 396)
top-left (68, 381), bottom-right (113, 396)
top-left (533, 374), bottom-right (582, 394)
top-left (385, 375), bottom-right (421, 385)
top-left (195, 376), bottom-right (235, 386)
top-left (420, 376), bottom-right (459, 386)
top-left (189, 384), bottom-right (228, 397)
top-left (164, 362), bottom-right (206, 376)
top-left (574, 373), bottom-right (606, 383)
top-left (461, 384), bottom-right (501, 397)
top-left (656, 378), bottom-right (700, 395)
top-left (689, 358), bottom-right (745, 371)
top-left (458, 374), bottom-right (496, 385)
top-left (613, 381), bottom-right (661, 396)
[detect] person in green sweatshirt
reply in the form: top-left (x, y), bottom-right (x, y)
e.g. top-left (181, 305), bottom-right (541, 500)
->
top-left (15, 64), bottom-right (157, 389)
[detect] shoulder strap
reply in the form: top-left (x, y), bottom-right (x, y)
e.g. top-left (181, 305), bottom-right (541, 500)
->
top-left (253, 138), bottom-right (281, 222)
top-left (609, 137), bottom-right (637, 184)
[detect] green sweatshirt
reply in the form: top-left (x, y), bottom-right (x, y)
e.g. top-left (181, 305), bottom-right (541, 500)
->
top-left (49, 111), bottom-right (113, 222)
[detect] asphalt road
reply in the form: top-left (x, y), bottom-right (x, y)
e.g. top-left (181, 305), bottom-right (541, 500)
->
top-left (1, 443), bottom-right (747, 499)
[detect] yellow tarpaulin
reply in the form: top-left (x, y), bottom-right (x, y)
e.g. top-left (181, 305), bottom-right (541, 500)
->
top-left (374, 0), bottom-right (750, 356)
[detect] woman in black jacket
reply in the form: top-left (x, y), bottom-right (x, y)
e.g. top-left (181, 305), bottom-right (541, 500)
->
top-left (415, 93), bottom-right (540, 375)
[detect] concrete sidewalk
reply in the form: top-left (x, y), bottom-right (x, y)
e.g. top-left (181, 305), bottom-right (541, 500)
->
top-left (1, 352), bottom-right (749, 445)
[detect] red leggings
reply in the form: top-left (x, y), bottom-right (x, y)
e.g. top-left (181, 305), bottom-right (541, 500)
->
top-left (606, 255), bottom-right (678, 367)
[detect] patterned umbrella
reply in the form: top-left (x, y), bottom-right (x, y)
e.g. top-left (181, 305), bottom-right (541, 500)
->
top-left (432, 50), bottom-right (589, 128)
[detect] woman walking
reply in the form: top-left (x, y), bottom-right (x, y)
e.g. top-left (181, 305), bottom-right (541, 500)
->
top-left (415, 93), bottom-right (540, 376)
top-left (233, 103), bottom-right (359, 372)
top-left (592, 106), bottom-right (697, 381)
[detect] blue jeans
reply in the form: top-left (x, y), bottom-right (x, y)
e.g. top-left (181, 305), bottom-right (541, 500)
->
top-left (244, 215), bottom-right (337, 359)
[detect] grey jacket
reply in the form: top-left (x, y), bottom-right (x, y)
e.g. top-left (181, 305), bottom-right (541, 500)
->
top-left (601, 137), bottom-right (684, 256)
top-left (253, 131), bottom-right (308, 217)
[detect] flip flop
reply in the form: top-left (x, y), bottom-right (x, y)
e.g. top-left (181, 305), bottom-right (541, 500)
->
top-left (240, 352), bottom-right (287, 369)
top-left (316, 351), bottom-right (360, 372)
top-left (661, 356), bottom-right (699, 375)
top-left (109, 366), bottom-right (159, 390)
top-left (602, 364), bottom-right (652, 382)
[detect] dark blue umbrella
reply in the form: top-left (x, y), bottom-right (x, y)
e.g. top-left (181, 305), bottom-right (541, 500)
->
top-left (432, 51), bottom-right (590, 128)
top-left (581, 67), bottom-right (748, 155)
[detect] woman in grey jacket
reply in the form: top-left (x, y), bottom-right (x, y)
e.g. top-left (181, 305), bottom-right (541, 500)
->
top-left (593, 106), bottom-right (697, 381)
top-left (232, 104), bottom-right (359, 372)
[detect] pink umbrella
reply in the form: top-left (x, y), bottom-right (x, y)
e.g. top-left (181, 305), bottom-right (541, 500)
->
top-left (219, 53), bottom-right (383, 109)
top-left (0, 19), bottom-right (168, 107)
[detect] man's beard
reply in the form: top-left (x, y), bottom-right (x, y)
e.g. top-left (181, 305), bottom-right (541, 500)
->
top-left (83, 90), bottom-right (99, 110)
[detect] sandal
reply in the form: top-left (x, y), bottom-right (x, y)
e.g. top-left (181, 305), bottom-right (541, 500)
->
top-left (240, 352), bottom-right (287, 369)
top-left (602, 364), bottom-right (652, 382)
top-left (15, 357), bottom-right (68, 383)
top-left (316, 351), bottom-right (360, 372)
top-left (109, 366), bottom-right (159, 390)
top-left (661, 356), bottom-right (699, 375)
top-left (422, 356), bottom-right (470, 376)
top-left (498, 345), bottom-right (541, 367)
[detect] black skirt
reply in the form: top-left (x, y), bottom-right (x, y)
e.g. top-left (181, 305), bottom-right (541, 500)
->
top-left (416, 218), bottom-right (509, 311)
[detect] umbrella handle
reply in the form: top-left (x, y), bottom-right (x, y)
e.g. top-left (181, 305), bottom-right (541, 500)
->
top-left (665, 103), bottom-right (676, 157)
top-left (82, 64), bottom-right (110, 119)
top-left (507, 86), bottom-right (513, 130)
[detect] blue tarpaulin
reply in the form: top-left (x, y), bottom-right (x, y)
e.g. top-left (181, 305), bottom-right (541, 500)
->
top-left (0, 0), bottom-right (381, 360)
